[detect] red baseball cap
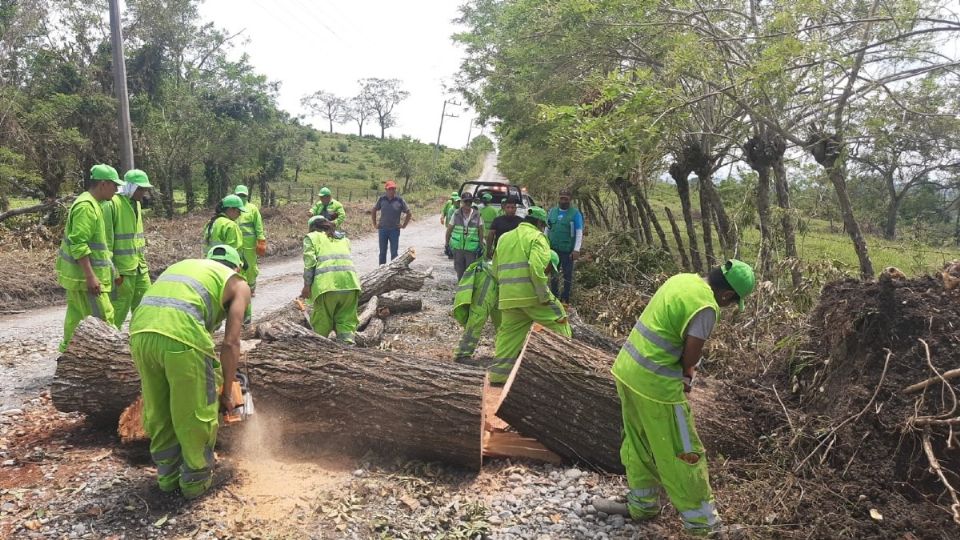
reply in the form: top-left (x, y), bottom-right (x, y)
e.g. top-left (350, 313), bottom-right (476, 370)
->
top-left (385, 180), bottom-right (397, 189)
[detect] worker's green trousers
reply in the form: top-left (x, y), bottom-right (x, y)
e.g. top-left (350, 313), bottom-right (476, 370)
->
top-left (489, 302), bottom-right (571, 384)
top-left (454, 294), bottom-right (502, 359)
top-left (110, 271), bottom-right (151, 328)
top-left (310, 290), bottom-right (359, 344)
top-left (131, 332), bottom-right (221, 499)
top-left (59, 289), bottom-right (115, 352)
top-left (615, 380), bottom-right (719, 533)
top-left (241, 249), bottom-right (257, 323)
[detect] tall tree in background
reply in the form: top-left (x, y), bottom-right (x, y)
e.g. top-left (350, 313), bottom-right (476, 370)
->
top-left (346, 94), bottom-right (372, 137)
top-left (301, 90), bottom-right (348, 133)
top-left (359, 77), bottom-right (409, 139)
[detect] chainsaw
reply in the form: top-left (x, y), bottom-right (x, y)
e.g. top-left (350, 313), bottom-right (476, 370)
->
top-left (223, 372), bottom-right (255, 425)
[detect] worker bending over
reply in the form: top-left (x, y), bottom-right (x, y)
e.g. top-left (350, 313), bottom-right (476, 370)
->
top-left (300, 216), bottom-right (360, 344)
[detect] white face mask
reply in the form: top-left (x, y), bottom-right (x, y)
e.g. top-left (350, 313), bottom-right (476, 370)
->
top-left (120, 181), bottom-right (138, 198)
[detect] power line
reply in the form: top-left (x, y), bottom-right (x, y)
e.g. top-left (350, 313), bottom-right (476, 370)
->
top-left (287, 0), bottom-right (346, 43)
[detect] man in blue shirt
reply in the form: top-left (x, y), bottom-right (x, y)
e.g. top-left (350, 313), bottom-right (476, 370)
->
top-left (370, 180), bottom-right (413, 265)
top-left (546, 189), bottom-right (584, 303)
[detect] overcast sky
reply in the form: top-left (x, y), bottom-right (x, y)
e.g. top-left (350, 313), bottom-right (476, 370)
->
top-left (196, 0), bottom-right (481, 148)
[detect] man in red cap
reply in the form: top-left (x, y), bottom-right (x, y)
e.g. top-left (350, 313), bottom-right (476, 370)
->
top-left (370, 180), bottom-right (413, 264)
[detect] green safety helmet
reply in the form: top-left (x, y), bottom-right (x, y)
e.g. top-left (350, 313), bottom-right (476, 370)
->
top-left (124, 169), bottom-right (152, 188)
top-left (721, 259), bottom-right (756, 311)
top-left (234, 185), bottom-right (249, 197)
top-left (221, 194), bottom-right (247, 212)
top-left (318, 187), bottom-right (332, 197)
top-left (481, 192), bottom-right (493, 202)
top-left (206, 244), bottom-right (243, 269)
top-left (527, 206), bottom-right (548, 223)
top-left (549, 250), bottom-right (560, 273)
top-left (450, 191), bottom-right (459, 199)
top-left (451, 194), bottom-right (461, 202)
top-left (90, 164), bottom-right (122, 185)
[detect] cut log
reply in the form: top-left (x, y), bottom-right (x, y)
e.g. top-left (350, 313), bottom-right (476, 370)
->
top-left (247, 326), bottom-right (486, 470)
top-left (495, 325), bottom-right (760, 473)
top-left (119, 396), bottom-right (147, 443)
top-left (567, 307), bottom-right (622, 354)
top-left (359, 248), bottom-right (433, 304)
top-left (355, 317), bottom-right (385, 348)
top-left (378, 291), bottom-right (423, 314)
top-left (483, 430), bottom-right (563, 464)
top-left (51, 317), bottom-right (140, 427)
top-left (239, 299), bottom-right (310, 340)
top-left (357, 295), bottom-right (379, 331)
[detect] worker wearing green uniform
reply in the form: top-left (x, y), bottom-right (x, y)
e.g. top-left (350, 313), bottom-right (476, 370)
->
top-left (202, 195), bottom-right (246, 255)
top-left (488, 207), bottom-right (571, 384)
top-left (102, 169), bottom-right (152, 327)
top-left (478, 192), bottom-right (500, 232)
top-left (234, 185), bottom-right (266, 297)
top-left (56, 164), bottom-right (124, 352)
top-left (130, 245), bottom-right (251, 499)
top-left (606, 260), bottom-right (754, 535)
top-left (440, 191), bottom-right (459, 226)
top-left (300, 216), bottom-right (360, 344)
top-left (309, 187), bottom-right (346, 229)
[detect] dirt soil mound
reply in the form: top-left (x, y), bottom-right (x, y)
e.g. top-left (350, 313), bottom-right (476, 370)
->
top-left (800, 274), bottom-right (960, 535)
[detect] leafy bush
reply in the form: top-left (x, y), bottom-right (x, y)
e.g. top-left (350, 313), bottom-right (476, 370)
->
top-left (337, 141), bottom-right (349, 153)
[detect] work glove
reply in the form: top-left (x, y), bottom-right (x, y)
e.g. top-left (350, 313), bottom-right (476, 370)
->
top-left (256, 239), bottom-right (267, 256)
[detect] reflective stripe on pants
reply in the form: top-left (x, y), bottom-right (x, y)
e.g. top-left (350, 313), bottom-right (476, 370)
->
top-left (309, 290), bottom-right (360, 344)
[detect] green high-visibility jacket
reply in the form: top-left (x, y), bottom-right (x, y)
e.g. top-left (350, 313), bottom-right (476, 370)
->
top-left (310, 199), bottom-right (346, 228)
top-left (441, 200), bottom-right (456, 222)
top-left (56, 192), bottom-right (114, 292)
top-left (102, 194), bottom-right (147, 276)
top-left (493, 222), bottom-right (553, 310)
top-left (612, 273), bottom-right (719, 404)
top-left (449, 208), bottom-right (483, 252)
top-left (303, 231), bottom-right (360, 301)
top-left (203, 215), bottom-right (243, 255)
top-left (130, 259), bottom-right (239, 360)
top-left (547, 206), bottom-right (581, 252)
top-left (237, 202), bottom-right (265, 249)
top-left (479, 205), bottom-right (500, 232)
top-left (453, 259), bottom-right (498, 325)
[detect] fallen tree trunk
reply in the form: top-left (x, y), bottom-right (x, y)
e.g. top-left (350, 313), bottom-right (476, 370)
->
top-left (248, 322), bottom-right (485, 470)
top-left (240, 299), bottom-right (310, 339)
top-left (357, 295), bottom-right (379, 331)
top-left (496, 325), bottom-right (761, 473)
top-left (359, 248), bottom-right (432, 304)
top-left (378, 291), bottom-right (423, 314)
top-left (50, 317), bottom-right (140, 427)
top-left (355, 317), bottom-right (385, 348)
top-left (567, 307), bottom-right (622, 354)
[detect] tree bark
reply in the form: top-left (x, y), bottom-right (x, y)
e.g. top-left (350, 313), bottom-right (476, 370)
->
top-left (355, 317), bottom-right (385, 347)
top-left (883, 191), bottom-right (905, 240)
top-left (632, 192), bottom-right (654, 245)
top-left (496, 326), bottom-right (764, 473)
top-left (0, 196), bottom-right (73, 223)
top-left (567, 307), bottom-right (622, 354)
top-left (664, 206), bottom-right (690, 270)
top-left (249, 325), bottom-right (485, 470)
top-left (670, 166), bottom-right (702, 272)
top-left (378, 291), bottom-right (423, 314)
top-left (756, 166), bottom-right (774, 277)
top-left (51, 318), bottom-right (140, 427)
top-left (699, 183), bottom-right (717, 266)
top-left (697, 172), bottom-right (736, 255)
top-left (181, 163), bottom-right (195, 212)
top-left (773, 158), bottom-right (802, 287)
top-left (637, 192), bottom-right (671, 254)
top-left (359, 248), bottom-right (432, 304)
top-left (357, 295), bottom-right (379, 330)
top-left (828, 165), bottom-right (874, 278)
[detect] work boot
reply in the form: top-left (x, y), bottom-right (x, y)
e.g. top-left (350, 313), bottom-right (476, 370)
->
top-left (591, 497), bottom-right (631, 517)
top-left (183, 462), bottom-right (237, 502)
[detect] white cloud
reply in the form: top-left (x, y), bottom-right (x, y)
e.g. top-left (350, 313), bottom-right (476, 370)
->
top-left (198, 0), bottom-right (483, 148)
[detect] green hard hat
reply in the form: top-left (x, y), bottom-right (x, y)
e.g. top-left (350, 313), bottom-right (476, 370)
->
top-left (450, 191), bottom-right (459, 198)
top-left (221, 194), bottom-right (247, 212)
top-left (123, 169), bottom-right (152, 188)
top-left (549, 250), bottom-right (560, 273)
top-left (206, 244), bottom-right (243, 268)
top-left (527, 206), bottom-right (548, 223)
top-left (90, 164), bottom-right (122, 185)
top-left (234, 185), bottom-right (249, 196)
top-left (481, 192), bottom-right (493, 201)
top-left (319, 187), bottom-right (332, 197)
top-left (721, 259), bottom-right (756, 311)
top-left (451, 194), bottom-right (461, 201)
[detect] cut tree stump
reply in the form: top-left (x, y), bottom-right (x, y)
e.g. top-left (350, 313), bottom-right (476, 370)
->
top-left (495, 325), bottom-right (759, 473)
top-left (483, 431), bottom-right (562, 464)
top-left (359, 248), bottom-right (432, 304)
top-left (378, 291), bottom-right (423, 314)
top-left (567, 307), bottom-right (622, 354)
top-left (51, 317), bottom-right (140, 427)
top-left (247, 322), bottom-right (486, 469)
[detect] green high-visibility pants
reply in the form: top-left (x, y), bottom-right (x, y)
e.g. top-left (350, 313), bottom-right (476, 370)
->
top-left (59, 289), bottom-right (115, 352)
top-left (454, 293), bottom-right (501, 359)
top-left (242, 248), bottom-right (259, 293)
top-left (488, 301), bottom-right (571, 384)
top-left (310, 290), bottom-right (359, 344)
top-left (615, 380), bottom-right (719, 532)
top-left (130, 332), bottom-right (221, 499)
top-left (110, 271), bottom-right (151, 327)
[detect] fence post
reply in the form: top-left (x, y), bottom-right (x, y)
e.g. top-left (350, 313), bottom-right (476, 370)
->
top-left (310, 188), bottom-right (315, 206)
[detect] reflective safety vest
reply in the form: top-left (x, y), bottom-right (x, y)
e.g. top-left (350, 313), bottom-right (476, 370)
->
top-left (310, 199), bottom-right (346, 228)
top-left (453, 259), bottom-right (498, 325)
top-left (102, 194), bottom-right (147, 275)
top-left (547, 206), bottom-right (581, 252)
top-left (130, 259), bottom-right (238, 359)
top-left (303, 231), bottom-right (360, 301)
top-left (611, 273), bottom-right (719, 404)
top-left (449, 208), bottom-right (483, 252)
top-left (56, 192), bottom-right (114, 291)
top-left (493, 222), bottom-right (553, 310)
top-left (236, 202), bottom-right (265, 250)
top-left (204, 215), bottom-right (243, 256)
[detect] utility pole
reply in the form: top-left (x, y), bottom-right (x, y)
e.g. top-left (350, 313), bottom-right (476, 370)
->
top-left (432, 98), bottom-right (460, 176)
top-left (465, 118), bottom-right (474, 148)
top-left (109, 0), bottom-right (135, 171)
